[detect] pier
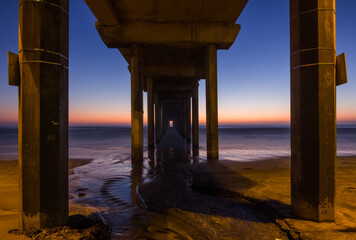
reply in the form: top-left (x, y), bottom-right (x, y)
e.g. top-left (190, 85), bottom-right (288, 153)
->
top-left (11, 0), bottom-right (340, 231)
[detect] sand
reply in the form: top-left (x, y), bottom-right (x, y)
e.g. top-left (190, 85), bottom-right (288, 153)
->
top-left (1, 156), bottom-right (356, 239)
top-left (0, 158), bottom-right (93, 240)
top-left (190, 156), bottom-right (356, 239)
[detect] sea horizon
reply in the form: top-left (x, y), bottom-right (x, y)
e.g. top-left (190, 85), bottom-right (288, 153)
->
top-left (1, 123), bottom-right (356, 128)
top-left (1, 124), bottom-right (356, 161)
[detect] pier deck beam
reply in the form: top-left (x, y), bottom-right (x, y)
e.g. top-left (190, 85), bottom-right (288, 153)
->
top-left (290, 0), bottom-right (336, 221)
top-left (18, 0), bottom-right (69, 230)
top-left (131, 44), bottom-right (143, 160)
top-left (205, 45), bottom-right (219, 160)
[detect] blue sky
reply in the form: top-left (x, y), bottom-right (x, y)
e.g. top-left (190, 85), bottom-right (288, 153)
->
top-left (0, 0), bottom-right (355, 125)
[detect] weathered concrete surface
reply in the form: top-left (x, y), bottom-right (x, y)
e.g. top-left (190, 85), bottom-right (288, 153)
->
top-left (85, 0), bottom-right (248, 49)
top-left (85, 0), bottom-right (248, 24)
top-left (130, 44), bottom-right (143, 160)
top-left (95, 21), bottom-right (241, 49)
top-left (290, 0), bottom-right (336, 221)
top-left (18, 0), bottom-right (69, 230)
top-left (205, 45), bottom-right (219, 160)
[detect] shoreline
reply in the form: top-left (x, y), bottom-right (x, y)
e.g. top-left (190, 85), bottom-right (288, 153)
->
top-left (1, 155), bottom-right (356, 239)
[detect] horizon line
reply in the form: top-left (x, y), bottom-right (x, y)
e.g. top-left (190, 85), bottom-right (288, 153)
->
top-left (1, 121), bottom-right (356, 127)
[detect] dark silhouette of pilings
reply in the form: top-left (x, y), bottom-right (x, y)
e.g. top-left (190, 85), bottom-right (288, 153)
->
top-left (290, 0), bottom-right (336, 222)
top-left (17, 0), bottom-right (69, 230)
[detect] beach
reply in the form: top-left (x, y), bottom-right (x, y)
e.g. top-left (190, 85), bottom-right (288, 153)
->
top-left (0, 158), bottom-right (94, 240)
top-left (1, 126), bottom-right (356, 239)
top-left (190, 156), bottom-right (356, 239)
top-left (1, 156), bottom-right (356, 239)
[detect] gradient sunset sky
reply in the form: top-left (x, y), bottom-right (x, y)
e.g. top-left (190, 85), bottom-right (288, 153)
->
top-left (0, 1), bottom-right (355, 125)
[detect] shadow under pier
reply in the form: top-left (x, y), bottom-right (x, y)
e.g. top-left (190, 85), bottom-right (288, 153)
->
top-left (136, 128), bottom-right (293, 240)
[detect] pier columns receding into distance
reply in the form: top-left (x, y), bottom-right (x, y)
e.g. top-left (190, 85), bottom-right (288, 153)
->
top-left (12, 0), bottom-right (342, 231)
top-left (290, 0), bottom-right (336, 221)
top-left (18, 0), bottom-right (69, 230)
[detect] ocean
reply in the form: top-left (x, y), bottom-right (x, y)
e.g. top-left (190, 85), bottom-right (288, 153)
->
top-left (1, 125), bottom-right (356, 161)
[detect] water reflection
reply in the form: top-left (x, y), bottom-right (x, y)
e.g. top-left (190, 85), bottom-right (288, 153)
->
top-left (130, 157), bottom-right (143, 205)
top-left (69, 127), bottom-right (203, 239)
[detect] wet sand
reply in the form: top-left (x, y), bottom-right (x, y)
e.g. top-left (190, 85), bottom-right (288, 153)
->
top-left (0, 158), bottom-right (93, 240)
top-left (189, 156), bottom-right (356, 239)
top-left (136, 128), bottom-right (356, 239)
top-left (137, 129), bottom-right (291, 239)
top-left (1, 134), bottom-right (356, 239)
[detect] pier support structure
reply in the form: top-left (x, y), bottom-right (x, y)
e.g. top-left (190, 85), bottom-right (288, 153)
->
top-left (205, 45), bottom-right (219, 160)
top-left (131, 44), bottom-right (143, 160)
top-left (290, 0), bottom-right (336, 221)
top-left (185, 93), bottom-right (192, 143)
top-left (147, 78), bottom-right (154, 149)
top-left (18, 0), bottom-right (69, 230)
top-left (192, 80), bottom-right (199, 155)
top-left (84, 0), bottom-right (248, 165)
top-left (155, 96), bottom-right (162, 143)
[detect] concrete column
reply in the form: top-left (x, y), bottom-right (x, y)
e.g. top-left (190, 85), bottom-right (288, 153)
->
top-left (192, 80), bottom-right (199, 155)
top-left (18, 0), bottom-right (69, 230)
top-left (130, 152), bottom-right (143, 205)
top-left (186, 94), bottom-right (192, 143)
top-left (182, 100), bottom-right (187, 138)
top-left (155, 97), bottom-right (161, 143)
top-left (131, 44), bottom-right (143, 160)
top-left (162, 105), bottom-right (166, 136)
top-left (177, 107), bottom-right (183, 136)
top-left (290, 0), bottom-right (336, 221)
top-left (205, 44), bottom-right (219, 160)
top-left (180, 103), bottom-right (184, 137)
top-left (147, 78), bottom-right (154, 149)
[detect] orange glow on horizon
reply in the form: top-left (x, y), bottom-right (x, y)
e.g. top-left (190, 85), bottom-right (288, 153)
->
top-left (1, 113), bottom-right (356, 126)
top-left (69, 113), bottom-right (131, 125)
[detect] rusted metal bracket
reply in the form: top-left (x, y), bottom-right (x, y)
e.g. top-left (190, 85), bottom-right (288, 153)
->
top-left (336, 53), bottom-right (347, 86)
top-left (7, 51), bottom-right (20, 86)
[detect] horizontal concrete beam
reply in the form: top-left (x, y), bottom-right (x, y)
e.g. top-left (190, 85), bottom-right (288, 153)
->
top-left (96, 21), bottom-right (241, 49)
top-left (84, 0), bottom-right (119, 25)
top-left (153, 84), bottom-right (193, 92)
top-left (144, 64), bottom-right (204, 78)
top-left (156, 92), bottom-right (192, 99)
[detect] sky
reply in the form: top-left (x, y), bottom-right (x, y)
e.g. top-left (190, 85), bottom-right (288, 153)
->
top-left (0, 0), bottom-right (355, 126)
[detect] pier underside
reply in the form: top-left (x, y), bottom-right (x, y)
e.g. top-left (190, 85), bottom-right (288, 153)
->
top-left (84, 0), bottom-right (250, 161)
top-left (12, 0), bottom-right (340, 232)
